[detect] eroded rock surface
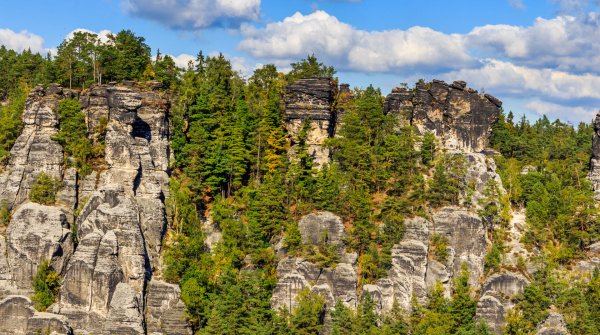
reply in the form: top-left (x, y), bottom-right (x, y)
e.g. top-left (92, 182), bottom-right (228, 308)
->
top-left (384, 80), bottom-right (501, 152)
top-left (284, 78), bottom-right (337, 167)
top-left (0, 83), bottom-right (187, 334)
top-left (536, 312), bottom-right (571, 335)
top-left (7, 203), bottom-right (74, 291)
top-left (0, 84), bottom-right (65, 209)
top-left (476, 272), bottom-right (529, 334)
top-left (589, 111), bottom-right (600, 199)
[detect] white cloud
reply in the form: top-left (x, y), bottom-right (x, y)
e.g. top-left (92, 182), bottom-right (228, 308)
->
top-left (526, 100), bottom-right (597, 123)
top-left (0, 28), bottom-right (46, 54)
top-left (445, 59), bottom-right (600, 100)
top-left (66, 28), bottom-right (113, 44)
top-left (465, 14), bottom-right (600, 72)
top-left (170, 53), bottom-right (196, 69)
top-left (121, 0), bottom-right (261, 29)
top-left (239, 10), bottom-right (474, 74)
top-left (509, 0), bottom-right (526, 10)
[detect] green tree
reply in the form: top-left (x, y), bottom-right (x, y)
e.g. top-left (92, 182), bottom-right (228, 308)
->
top-left (29, 172), bottom-right (61, 205)
top-left (32, 260), bottom-right (61, 311)
top-left (286, 54), bottom-right (336, 82)
top-left (290, 288), bottom-right (326, 335)
top-left (52, 98), bottom-right (92, 175)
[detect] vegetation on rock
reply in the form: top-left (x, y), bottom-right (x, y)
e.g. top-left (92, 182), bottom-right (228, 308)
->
top-left (29, 172), bottom-right (61, 205)
top-left (32, 260), bottom-right (61, 311)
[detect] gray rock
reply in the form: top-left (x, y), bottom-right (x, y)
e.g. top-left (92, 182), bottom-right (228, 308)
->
top-left (103, 283), bottom-right (145, 334)
top-left (7, 203), bottom-right (74, 289)
top-left (384, 80), bottom-right (501, 152)
top-left (26, 312), bottom-right (73, 335)
top-left (476, 294), bottom-right (506, 334)
top-left (537, 312), bottom-right (570, 335)
top-left (481, 272), bottom-right (529, 298)
top-left (284, 78), bottom-right (337, 168)
top-left (0, 87), bottom-right (65, 209)
top-left (146, 280), bottom-right (191, 335)
top-left (298, 211), bottom-right (345, 247)
top-left (0, 295), bottom-right (35, 334)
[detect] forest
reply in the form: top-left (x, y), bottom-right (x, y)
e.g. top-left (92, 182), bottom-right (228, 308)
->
top-left (1, 29), bottom-right (599, 335)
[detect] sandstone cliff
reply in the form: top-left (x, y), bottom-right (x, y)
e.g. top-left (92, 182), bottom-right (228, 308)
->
top-left (0, 83), bottom-right (189, 335)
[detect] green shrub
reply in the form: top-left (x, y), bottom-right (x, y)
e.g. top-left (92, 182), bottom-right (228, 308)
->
top-left (52, 98), bottom-right (93, 175)
top-left (29, 172), bottom-right (61, 205)
top-left (484, 243), bottom-right (503, 272)
top-left (0, 201), bottom-right (10, 225)
top-left (430, 233), bottom-right (449, 264)
top-left (32, 260), bottom-right (61, 311)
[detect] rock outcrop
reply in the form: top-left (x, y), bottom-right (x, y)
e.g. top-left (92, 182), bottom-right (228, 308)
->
top-left (284, 78), bottom-right (337, 167)
top-left (0, 83), bottom-right (188, 334)
top-left (589, 111), bottom-right (600, 199)
top-left (0, 84), bottom-right (66, 209)
top-left (384, 80), bottom-right (501, 152)
top-left (6, 203), bottom-right (74, 290)
top-left (536, 312), bottom-right (571, 335)
top-left (271, 212), bottom-right (358, 314)
top-left (476, 272), bottom-right (529, 333)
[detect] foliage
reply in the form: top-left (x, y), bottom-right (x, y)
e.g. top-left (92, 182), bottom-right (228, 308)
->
top-left (484, 243), bottom-right (503, 272)
top-left (0, 201), bottom-right (10, 226)
top-left (29, 172), bottom-right (61, 205)
top-left (430, 233), bottom-right (450, 264)
top-left (491, 111), bottom-right (599, 263)
top-left (53, 98), bottom-right (93, 175)
top-left (32, 260), bottom-right (61, 311)
top-left (286, 54), bottom-right (336, 82)
top-left (0, 82), bottom-right (28, 164)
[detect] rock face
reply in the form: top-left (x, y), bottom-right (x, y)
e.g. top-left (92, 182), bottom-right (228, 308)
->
top-left (589, 111), bottom-right (600, 199)
top-left (6, 203), bottom-right (74, 290)
top-left (271, 212), bottom-right (358, 314)
top-left (284, 79), bottom-right (501, 168)
top-left (284, 78), bottom-right (337, 167)
top-left (536, 312), bottom-right (571, 335)
top-left (384, 80), bottom-right (501, 152)
top-left (476, 272), bottom-right (529, 334)
top-left (298, 211), bottom-right (345, 247)
top-left (0, 84), bottom-right (65, 209)
top-left (0, 83), bottom-right (188, 334)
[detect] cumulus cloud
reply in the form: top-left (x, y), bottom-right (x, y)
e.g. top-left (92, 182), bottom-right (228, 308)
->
top-left (465, 14), bottom-right (600, 72)
top-left (0, 29), bottom-right (46, 53)
top-left (526, 100), bottom-right (598, 123)
top-left (239, 10), bottom-right (474, 74)
top-left (170, 53), bottom-right (196, 69)
top-left (121, 0), bottom-right (261, 29)
top-left (67, 28), bottom-right (113, 44)
top-left (445, 59), bottom-right (600, 101)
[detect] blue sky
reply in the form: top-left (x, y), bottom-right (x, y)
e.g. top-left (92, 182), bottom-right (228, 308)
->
top-left (2, 0), bottom-right (600, 123)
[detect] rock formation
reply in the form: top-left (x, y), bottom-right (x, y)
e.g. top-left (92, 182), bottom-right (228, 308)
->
top-left (536, 311), bottom-right (571, 335)
top-left (589, 111), bottom-right (600, 199)
top-left (0, 83), bottom-right (189, 334)
top-left (283, 79), bottom-right (501, 168)
top-left (284, 78), bottom-right (337, 167)
top-left (384, 80), bottom-right (502, 152)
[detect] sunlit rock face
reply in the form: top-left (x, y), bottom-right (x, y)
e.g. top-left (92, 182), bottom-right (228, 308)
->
top-left (284, 77), bottom-right (338, 168)
top-left (589, 111), bottom-right (600, 199)
top-left (0, 83), bottom-right (189, 335)
top-left (384, 80), bottom-right (502, 153)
